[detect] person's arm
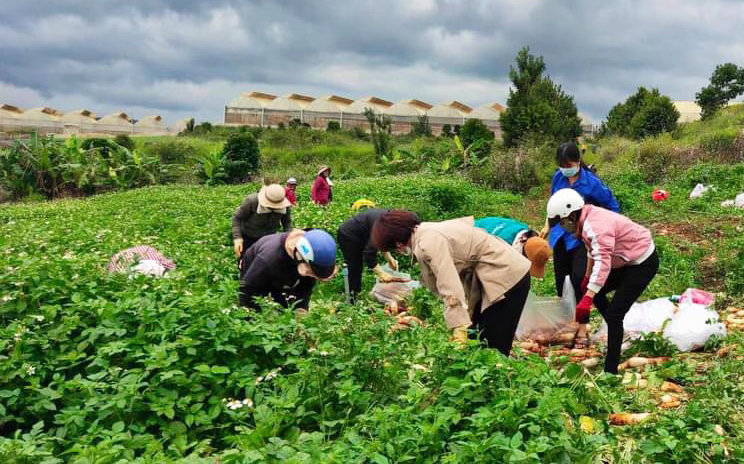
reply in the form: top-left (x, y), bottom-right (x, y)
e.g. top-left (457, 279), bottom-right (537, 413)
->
top-left (232, 196), bottom-right (255, 240)
top-left (591, 178), bottom-right (620, 212)
top-left (238, 252), bottom-right (270, 309)
top-left (418, 234), bottom-right (471, 329)
top-left (363, 239), bottom-right (378, 269)
top-left (583, 220), bottom-right (615, 296)
top-left (281, 208), bottom-right (292, 232)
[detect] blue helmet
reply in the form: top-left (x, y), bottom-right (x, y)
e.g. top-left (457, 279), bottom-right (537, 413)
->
top-left (295, 229), bottom-right (337, 278)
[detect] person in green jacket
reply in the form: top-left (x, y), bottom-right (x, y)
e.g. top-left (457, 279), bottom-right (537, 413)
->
top-left (474, 217), bottom-right (552, 278)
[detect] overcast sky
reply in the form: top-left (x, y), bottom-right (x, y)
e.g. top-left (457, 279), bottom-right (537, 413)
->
top-left (1, 0), bottom-right (743, 126)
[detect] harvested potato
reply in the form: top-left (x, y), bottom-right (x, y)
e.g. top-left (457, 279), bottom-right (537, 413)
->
top-left (609, 413), bottom-right (651, 425)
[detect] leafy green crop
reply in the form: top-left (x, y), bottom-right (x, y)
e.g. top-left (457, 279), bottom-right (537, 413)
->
top-left (1, 174), bottom-right (743, 462)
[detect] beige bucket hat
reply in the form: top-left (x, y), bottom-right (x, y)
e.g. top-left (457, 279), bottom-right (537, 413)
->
top-left (258, 184), bottom-right (291, 209)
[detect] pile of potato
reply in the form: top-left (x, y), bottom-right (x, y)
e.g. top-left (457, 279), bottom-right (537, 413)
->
top-left (724, 307), bottom-right (744, 330)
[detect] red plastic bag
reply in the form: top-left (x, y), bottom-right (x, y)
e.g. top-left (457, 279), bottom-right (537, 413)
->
top-left (652, 189), bottom-right (669, 202)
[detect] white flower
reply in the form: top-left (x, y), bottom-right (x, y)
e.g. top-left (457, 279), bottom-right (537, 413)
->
top-left (255, 376), bottom-right (264, 385)
top-left (1, 295), bottom-right (11, 303)
top-left (319, 351), bottom-right (329, 357)
top-left (30, 315), bottom-right (45, 322)
top-left (221, 308), bottom-right (231, 315)
top-left (242, 398), bottom-right (253, 407)
top-left (63, 251), bottom-right (75, 260)
top-left (13, 327), bottom-right (26, 342)
top-left (26, 365), bottom-right (35, 375)
top-left (225, 397), bottom-right (253, 410)
top-left (308, 347), bottom-right (317, 353)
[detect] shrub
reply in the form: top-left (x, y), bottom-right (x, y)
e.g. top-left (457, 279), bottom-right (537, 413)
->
top-left (469, 142), bottom-right (552, 193)
top-left (81, 138), bottom-right (119, 158)
top-left (364, 108), bottom-right (393, 162)
top-left (113, 134), bottom-right (135, 151)
top-left (221, 131), bottom-right (260, 183)
top-left (500, 46), bottom-right (582, 147)
top-left (441, 124), bottom-right (452, 137)
top-left (326, 121), bottom-right (341, 132)
top-left (146, 139), bottom-right (198, 165)
top-left (459, 119), bottom-right (494, 158)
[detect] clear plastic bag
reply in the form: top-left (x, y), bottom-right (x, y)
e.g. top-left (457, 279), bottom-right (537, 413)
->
top-left (663, 303), bottom-right (726, 351)
top-left (370, 265), bottom-right (421, 304)
top-left (130, 259), bottom-right (167, 277)
top-left (590, 297), bottom-right (676, 345)
top-left (515, 277), bottom-right (576, 342)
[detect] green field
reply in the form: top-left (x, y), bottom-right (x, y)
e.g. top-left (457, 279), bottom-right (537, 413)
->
top-left (2, 166), bottom-right (744, 462)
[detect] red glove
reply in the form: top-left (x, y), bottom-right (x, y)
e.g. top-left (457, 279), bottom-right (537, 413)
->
top-left (576, 295), bottom-right (593, 324)
top-left (580, 276), bottom-right (590, 295)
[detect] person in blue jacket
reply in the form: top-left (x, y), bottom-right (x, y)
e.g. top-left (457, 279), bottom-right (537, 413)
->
top-left (548, 142), bottom-right (620, 302)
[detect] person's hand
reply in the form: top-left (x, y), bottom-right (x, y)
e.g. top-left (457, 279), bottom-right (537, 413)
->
top-left (451, 325), bottom-right (469, 347)
top-left (580, 276), bottom-right (590, 295)
top-left (539, 217), bottom-right (550, 240)
top-left (576, 295), bottom-right (593, 324)
top-left (385, 253), bottom-right (399, 271)
top-left (233, 238), bottom-right (244, 258)
top-left (373, 264), bottom-right (408, 283)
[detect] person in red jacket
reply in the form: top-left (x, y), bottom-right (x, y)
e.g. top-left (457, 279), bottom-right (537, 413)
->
top-left (547, 188), bottom-right (658, 374)
top-left (285, 178), bottom-right (297, 206)
top-left (311, 166), bottom-right (332, 205)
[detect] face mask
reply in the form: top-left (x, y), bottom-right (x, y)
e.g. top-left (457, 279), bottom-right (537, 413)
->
top-left (560, 218), bottom-right (577, 234)
top-left (559, 166), bottom-right (579, 178)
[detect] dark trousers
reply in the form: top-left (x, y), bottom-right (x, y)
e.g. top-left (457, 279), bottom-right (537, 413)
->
top-left (472, 273), bottom-right (531, 356)
top-left (337, 231), bottom-right (364, 299)
top-left (553, 238), bottom-right (587, 302)
top-left (594, 250), bottom-right (660, 374)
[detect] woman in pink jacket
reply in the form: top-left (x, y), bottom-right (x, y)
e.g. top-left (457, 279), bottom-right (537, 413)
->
top-left (547, 188), bottom-right (659, 374)
top-left (311, 166), bottom-right (332, 205)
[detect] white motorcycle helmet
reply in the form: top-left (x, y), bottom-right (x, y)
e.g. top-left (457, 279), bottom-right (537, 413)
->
top-left (547, 188), bottom-right (585, 227)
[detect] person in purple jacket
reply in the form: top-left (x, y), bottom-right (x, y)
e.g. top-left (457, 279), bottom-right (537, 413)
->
top-left (547, 189), bottom-right (659, 374)
top-left (548, 142), bottom-right (619, 303)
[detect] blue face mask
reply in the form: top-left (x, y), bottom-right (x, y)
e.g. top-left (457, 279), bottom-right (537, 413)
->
top-left (560, 166), bottom-right (579, 178)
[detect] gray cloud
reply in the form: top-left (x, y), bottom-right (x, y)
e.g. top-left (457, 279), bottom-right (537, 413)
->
top-left (1, 0), bottom-right (743, 125)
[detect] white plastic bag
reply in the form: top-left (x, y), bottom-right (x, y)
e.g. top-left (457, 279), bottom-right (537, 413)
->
top-left (515, 277), bottom-right (576, 341)
top-left (689, 183), bottom-right (710, 199)
top-left (663, 303), bottom-right (726, 351)
top-left (370, 265), bottom-right (420, 304)
top-left (130, 259), bottom-right (167, 277)
top-left (590, 297), bottom-right (676, 344)
top-left (736, 192), bottom-right (744, 208)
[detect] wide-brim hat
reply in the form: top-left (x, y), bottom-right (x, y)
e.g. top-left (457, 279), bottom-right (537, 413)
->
top-left (524, 236), bottom-right (552, 278)
top-left (258, 184), bottom-right (291, 209)
top-left (317, 165), bottom-right (331, 176)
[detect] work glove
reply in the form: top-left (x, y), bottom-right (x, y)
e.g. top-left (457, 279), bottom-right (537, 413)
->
top-left (373, 264), bottom-right (407, 283)
top-left (580, 276), bottom-right (590, 295)
top-left (576, 295), bottom-right (594, 324)
top-left (233, 238), bottom-right (244, 258)
top-left (384, 252), bottom-right (399, 271)
top-left (451, 325), bottom-right (469, 347)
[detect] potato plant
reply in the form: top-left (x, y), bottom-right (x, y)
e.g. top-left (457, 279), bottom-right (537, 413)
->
top-left (1, 174), bottom-right (743, 463)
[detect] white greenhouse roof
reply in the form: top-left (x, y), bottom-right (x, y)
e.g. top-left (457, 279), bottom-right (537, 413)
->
top-left (99, 112), bottom-right (132, 126)
top-left (61, 109), bottom-right (97, 123)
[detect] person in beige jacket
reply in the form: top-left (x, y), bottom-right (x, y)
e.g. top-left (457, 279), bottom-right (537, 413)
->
top-left (372, 211), bottom-right (531, 355)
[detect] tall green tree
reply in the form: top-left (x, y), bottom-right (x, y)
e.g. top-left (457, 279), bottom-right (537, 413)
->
top-left (500, 47), bottom-right (582, 147)
top-left (696, 63), bottom-right (744, 120)
top-left (603, 87), bottom-right (679, 139)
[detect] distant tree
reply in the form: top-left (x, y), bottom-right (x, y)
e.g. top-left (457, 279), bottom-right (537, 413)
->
top-left (411, 115), bottom-right (432, 136)
top-left (364, 108), bottom-right (392, 162)
top-left (289, 118), bottom-right (302, 129)
top-left (326, 121), bottom-right (341, 132)
top-left (500, 47), bottom-right (582, 147)
top-left (453, 124), bottom-right (461, 135)
top-left (696, 63), bottom-right (744, 120)
top-left (603, 87), bottom-right (679, 139)
top-left (441, 124), bottom-right (452, 137)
